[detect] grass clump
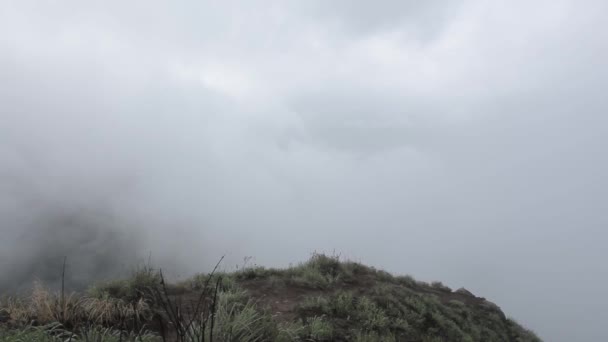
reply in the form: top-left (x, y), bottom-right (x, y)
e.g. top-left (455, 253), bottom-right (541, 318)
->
top-left (275, 321), bottom-right (305, 342)
top-left (2, 283), bottom-right (151, 330)
top-left (207, 290), bottom-right (278, 342)
top-left (303, 316), bottom-right (333, 341)
top-left (352, 330), bottom-right (398, 342)
top-left (286, 254), bottom-right (345, 289)
top-left (430, 281), bottom-right (452, 292)
top-left (0, 323), bottom-right (159, 342)
top-left (0, 323), bottom-right (70, 342)
top-left (356, 297), bottom-right (390, 332)
top-left (185, 272), bottom-right (237, 292)
top-left (87, 265), bottom-right (160, 302)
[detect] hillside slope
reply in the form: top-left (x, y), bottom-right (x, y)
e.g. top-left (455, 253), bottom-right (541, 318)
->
top-left (0, 254), bottom-right (540, 341)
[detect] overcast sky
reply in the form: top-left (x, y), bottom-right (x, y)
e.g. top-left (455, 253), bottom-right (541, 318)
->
top-left (1, 1), bottom-right (607, 340)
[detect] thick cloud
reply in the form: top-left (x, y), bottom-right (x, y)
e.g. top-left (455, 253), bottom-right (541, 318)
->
top-left (1, 1), bottom-right (607, 340)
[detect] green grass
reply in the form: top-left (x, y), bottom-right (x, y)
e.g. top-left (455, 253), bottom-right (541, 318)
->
top-left (87, 264), bottom-right (161, 302)
top-left (0, 323), bottom-right (159, 342)
top-left (185, 288), bottom-right (278, 342)
top-left (0, 253), bottom-right (541, 342)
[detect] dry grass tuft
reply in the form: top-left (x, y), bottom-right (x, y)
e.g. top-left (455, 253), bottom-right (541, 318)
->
top-left (2, 282), bottom-right (151, 327)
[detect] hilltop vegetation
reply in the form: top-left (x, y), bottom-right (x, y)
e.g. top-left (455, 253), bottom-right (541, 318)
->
top-left (0, 254), bottom-right (540, 341)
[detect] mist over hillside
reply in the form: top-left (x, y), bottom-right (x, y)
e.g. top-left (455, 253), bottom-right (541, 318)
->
top-left (1, 1), bottom-right (608, 341)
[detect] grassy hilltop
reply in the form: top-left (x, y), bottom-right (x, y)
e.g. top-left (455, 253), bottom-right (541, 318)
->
top-left (0, 254), bottom-right (540, 341)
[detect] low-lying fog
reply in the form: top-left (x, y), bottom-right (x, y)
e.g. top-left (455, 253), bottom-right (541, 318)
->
top-left (1, 1), bottom-right (607, 341)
